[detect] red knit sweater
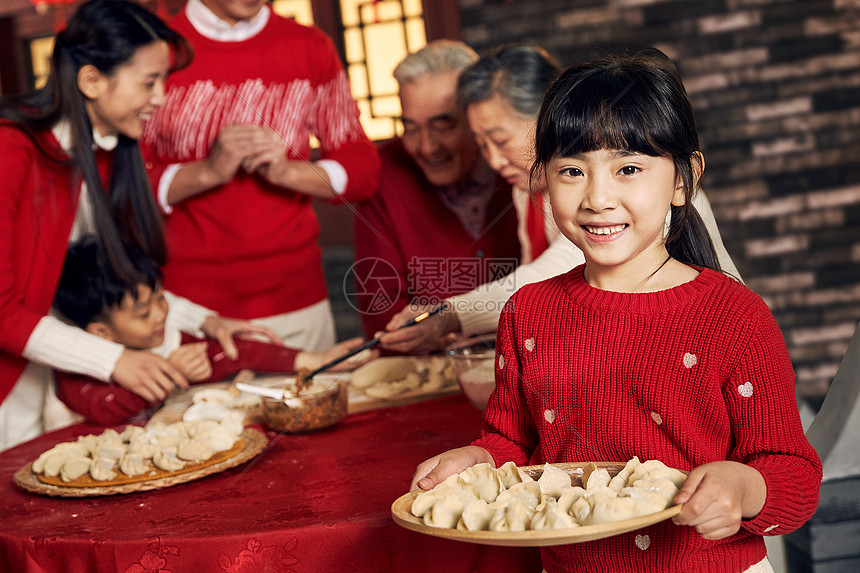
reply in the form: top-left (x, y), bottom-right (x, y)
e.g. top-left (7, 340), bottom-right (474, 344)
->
top-left (353, 139), bottom-right (527, 337)
top-left (0, 123), bottom-right (96, 403)
top-left (474, 265), bottom-right (822, 573)
top-left (56, 333), bottom-right (299, 426)
top-left (142, 12), bottom-right (380, 319)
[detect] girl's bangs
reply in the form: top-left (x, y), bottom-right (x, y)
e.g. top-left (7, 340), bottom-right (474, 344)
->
top-left (549, 74), bottom-right (669, 159)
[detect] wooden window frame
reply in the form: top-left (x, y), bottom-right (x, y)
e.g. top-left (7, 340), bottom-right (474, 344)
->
top-left (309, 0), bottom-right (461, 64)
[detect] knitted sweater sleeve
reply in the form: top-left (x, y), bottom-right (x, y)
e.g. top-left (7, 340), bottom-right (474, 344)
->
top-left (725, 301), bottom-right (822, 536)
top-left (471, 294), bottom-right (538, 466)
top-left (309, 33), bottom-right (379, 203)
top-left (451, 234), bottom-right (584, 336)
top-left (353, 196), bottom-right (411, 338)
top-left (0, 132), bottom-right (46, 357)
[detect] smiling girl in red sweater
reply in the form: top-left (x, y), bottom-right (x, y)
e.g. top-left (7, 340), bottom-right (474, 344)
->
top-left (410, 48), bottom-right (821, 573)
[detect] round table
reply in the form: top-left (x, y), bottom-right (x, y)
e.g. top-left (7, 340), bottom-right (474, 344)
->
top-left (0, 395), bottom-right (542, 572)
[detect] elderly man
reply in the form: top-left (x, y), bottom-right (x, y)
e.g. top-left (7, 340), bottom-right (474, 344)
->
top-left (353, 41), bottom-right (543, 339)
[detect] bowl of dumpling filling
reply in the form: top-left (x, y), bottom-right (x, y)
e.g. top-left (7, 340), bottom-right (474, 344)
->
top-left (445, 334), bottom-right (497, 411)
top-left (260, 375), bottom-right (348, 433)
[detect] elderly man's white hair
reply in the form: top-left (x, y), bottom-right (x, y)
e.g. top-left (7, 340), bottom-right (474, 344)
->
top-left (393, 39), bottom-right (479, 86)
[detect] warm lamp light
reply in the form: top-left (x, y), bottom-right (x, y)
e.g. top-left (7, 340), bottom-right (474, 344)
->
top-left (29, 0), bottom-right (76, 16)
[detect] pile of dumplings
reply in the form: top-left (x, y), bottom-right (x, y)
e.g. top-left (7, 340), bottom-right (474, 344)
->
top-left (351, 356), bottom-right (456, 399)
top-left (411, 457), bottom-right (687, 531)
top-left (32, 419), bottom-right (242, 484)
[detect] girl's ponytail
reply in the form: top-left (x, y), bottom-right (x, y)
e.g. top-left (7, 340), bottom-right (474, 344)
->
top-left (666, 201), bottom-right (721, 272)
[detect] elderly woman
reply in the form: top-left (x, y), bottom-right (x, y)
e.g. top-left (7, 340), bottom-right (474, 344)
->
top-left (380, 44), bottom-right (738, 354)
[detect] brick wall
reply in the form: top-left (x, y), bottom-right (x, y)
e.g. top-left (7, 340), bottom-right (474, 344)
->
top-left (458, 0), bottom-right (860, 407)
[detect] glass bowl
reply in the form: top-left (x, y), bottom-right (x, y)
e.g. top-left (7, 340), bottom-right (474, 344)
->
top-left (445, 334), bottom-right (497, 410)
top-left (260, 377), bottom-right (347, 433)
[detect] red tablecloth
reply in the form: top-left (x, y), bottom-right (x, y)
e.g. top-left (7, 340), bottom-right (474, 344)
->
top-left (0, 395), bottom-right (542, 573)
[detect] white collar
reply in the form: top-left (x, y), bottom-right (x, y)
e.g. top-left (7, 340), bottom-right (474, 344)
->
top-left (52, 120), bottom-right (119, 153)
top-left (186, 0), bottom-right (270, 43)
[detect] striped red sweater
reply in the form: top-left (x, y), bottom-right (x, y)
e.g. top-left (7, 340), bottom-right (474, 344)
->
top-left (474, 265), bottom-right (821, 573)
top-left (142, 11), bottom-right (379, 319)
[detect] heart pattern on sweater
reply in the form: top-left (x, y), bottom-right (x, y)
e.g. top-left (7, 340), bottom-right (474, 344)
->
top-left (498, 355), bottom-right (505, 370)
top-left (650, 411), bottom-right (663, 425)
top-left (683, 353), bottom-right (697, 368)
top-left (738, 381), bottom-right (754, 397)
top-left (544, 409), bottom-right (555, 424)
top-left (524, 337), bottom-right (535, 352)
top-left (635, 534), bottom-right (650, 550)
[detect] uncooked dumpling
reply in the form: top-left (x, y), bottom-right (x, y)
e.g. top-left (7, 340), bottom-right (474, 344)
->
top-left (195, 425), bottom-right (238, 453)
top-left (537, 463), bottom-right (573, 498)
top-left (89, 456), bottom-right (117, 481)
top-left (94, 442), bottom-right (126, 461)
top-left (60, 456), bottom-right (92, 482)
top-left (191, 388), bottom-right (235, 405)
top-left (119, 425), bottom-right (145, 443)
top-left (627, 478), bottom-right (679, 505)
top-left (153, 448), bottom-right (185, 471)
top-left (585, 467), bottom-right (611, 490)
top-left (119, 452), bottom-right (149, 476)
top-left (556, 486), bottom-right (587, 514)
top-left (176, 439), bottom-right (213, 462)
top-left (620, 487), bottom-right (669, 515)
top-left (457, 499), bottom-right (495, 531)
top-left (587, 495), bottom-right (637, 525)
top-left (460, 463), bottom-right (504, 502)
top-left (495, 480), bottom-right (543, 510)
top-left (412, 476), bottom-right (479, 517)
top-left (530, 499), bottom-right (579, 530)
top-left (488, 498), bottom-right (534, 532)
top-left (609, 456), bottom-right (641, 492)
top-left (421, 486), bottom-right (479, 529)
top-left (33, 443), bottom-right (86, 474)
top-left (496, 460), bottom-right (533, 489)
top-left (351, 357), bottom-right (416, 388)
top-left (643, 466), bottom-right (687, 488)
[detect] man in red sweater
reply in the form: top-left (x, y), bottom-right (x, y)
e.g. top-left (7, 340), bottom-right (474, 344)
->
top-left (142, 0), bottom-right (380, 353)
top-left (353, 41), bottom-right (541, 341)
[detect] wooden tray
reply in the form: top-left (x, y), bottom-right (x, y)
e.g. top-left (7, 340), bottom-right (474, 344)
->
top-left (390, 461), bottom-right (683, 547)
top-left (13, 428), bottom-right (267, 498)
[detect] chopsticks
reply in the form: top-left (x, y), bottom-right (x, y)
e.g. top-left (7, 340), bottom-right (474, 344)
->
top-left (301, 304), bottom-right (446, 380)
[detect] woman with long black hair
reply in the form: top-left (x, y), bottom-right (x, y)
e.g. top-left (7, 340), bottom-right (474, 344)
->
top-left (0, 0), bottom-right (272, 449)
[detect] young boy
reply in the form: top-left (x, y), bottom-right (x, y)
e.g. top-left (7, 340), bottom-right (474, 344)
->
top-left (54, 237), bottom-right (367, 425)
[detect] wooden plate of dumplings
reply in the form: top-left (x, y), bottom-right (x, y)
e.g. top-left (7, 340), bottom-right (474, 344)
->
top-left (391, 460), bottom-right (684, 546)
top-left (13, 428), bottom-right (267, 498)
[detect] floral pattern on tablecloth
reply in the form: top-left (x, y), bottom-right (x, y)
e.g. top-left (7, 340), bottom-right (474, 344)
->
top-left (219, 538), bottom-right (299, 573)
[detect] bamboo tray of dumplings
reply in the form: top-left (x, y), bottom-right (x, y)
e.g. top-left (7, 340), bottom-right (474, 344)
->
top-left (391, 461), bottom-right (682, 546)
top-left (13, 428), bottom-right (267, 498)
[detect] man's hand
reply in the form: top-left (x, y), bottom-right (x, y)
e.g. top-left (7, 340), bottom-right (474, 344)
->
top-left (379, 303), bottom-right (461, 355)
top-left (294, 337), bottom-right (378, 372)
top-left (204, 124), bottom-right (273, 185)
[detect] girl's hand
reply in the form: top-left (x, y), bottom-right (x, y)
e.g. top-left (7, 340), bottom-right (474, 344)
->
top-left (201, 315), bottom-right (283, 361)
top-left (410, 446), bottom-right (495, 491)
top-left (672, 461), bottom-right (767, 540)
top-left (167, 342), bottom-right (213, 382)
top-left (379, 304), bottom-right (461, 355)
top-left (112, 349), bottom-right (188, 402)
top-left (294, 337), bottom-right (378, 372)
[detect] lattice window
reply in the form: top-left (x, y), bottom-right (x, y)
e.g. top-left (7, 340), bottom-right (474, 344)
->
top-left (340, 0), bottom-right (426, 141)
